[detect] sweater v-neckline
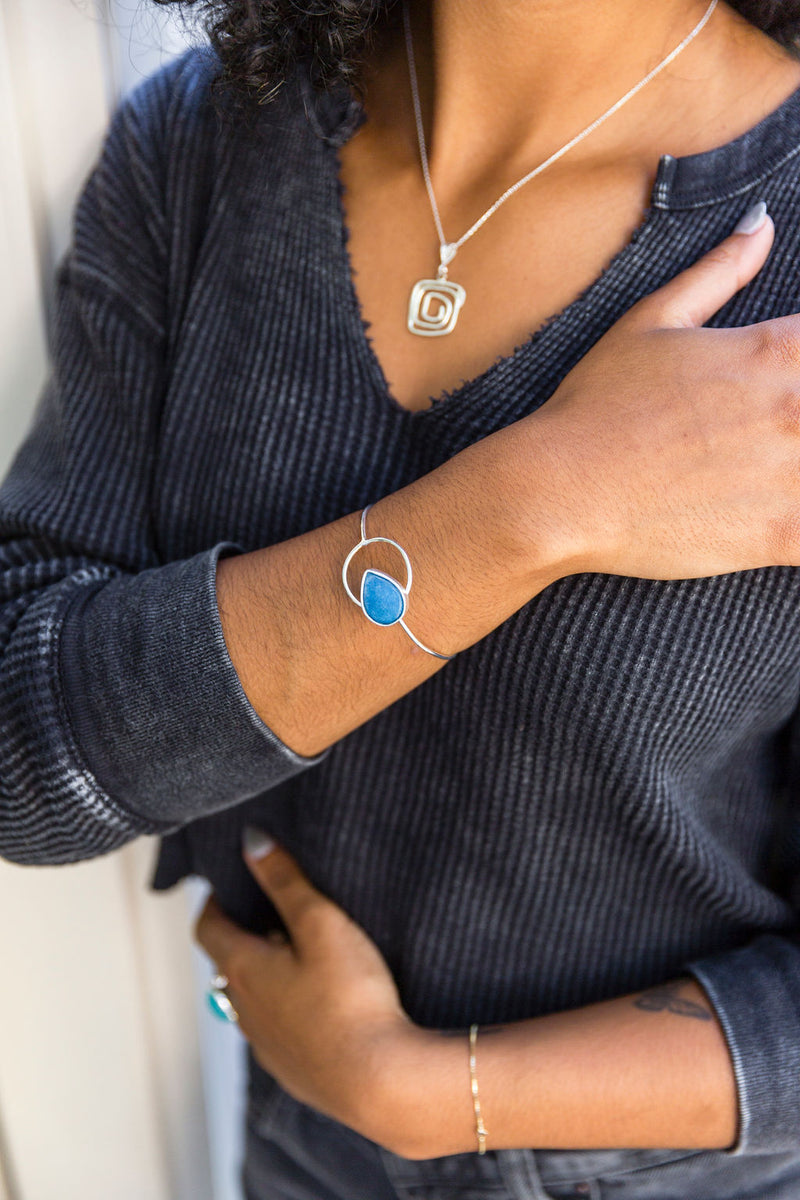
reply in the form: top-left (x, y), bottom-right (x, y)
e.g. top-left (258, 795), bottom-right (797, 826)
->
top-left (322, 78), bottom-right (800, 421)
top-left (333, 160), bottom-right (665, 420)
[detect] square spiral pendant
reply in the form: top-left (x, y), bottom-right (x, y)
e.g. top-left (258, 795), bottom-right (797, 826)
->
top-left (407, 278), bottom-right (466, 337)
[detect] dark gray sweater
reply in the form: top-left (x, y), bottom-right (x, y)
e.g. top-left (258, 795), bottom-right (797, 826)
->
top-left (4, 46), bottom-right (800, 1174)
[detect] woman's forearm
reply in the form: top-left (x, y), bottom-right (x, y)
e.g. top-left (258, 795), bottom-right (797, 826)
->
top-left (381, 977), bottom-right (738, 1159)
top-left (216, 421), bottom-right (571, 756)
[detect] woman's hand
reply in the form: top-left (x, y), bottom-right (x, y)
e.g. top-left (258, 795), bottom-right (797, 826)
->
top-left (193, 830), bottom-right (423, 1146)
top-left (511, 204), bottom-right (800, 580)
top-left (193, 833), bottom-right (739, 1160)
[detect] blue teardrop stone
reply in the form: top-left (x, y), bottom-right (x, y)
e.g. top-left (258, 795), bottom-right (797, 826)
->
top-left (361, 570), bottom-right (406, 626)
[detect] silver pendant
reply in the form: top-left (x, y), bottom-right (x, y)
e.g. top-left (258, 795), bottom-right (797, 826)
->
top-left (407, 243), bottom-right (466, 337)
top-left (407, 277), bottom-right (466, 336)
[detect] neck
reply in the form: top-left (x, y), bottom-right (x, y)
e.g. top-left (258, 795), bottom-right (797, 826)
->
top-left (363, 0), bottom-right (794, 201)
top-left (433, 2), bottom-right (704, 141)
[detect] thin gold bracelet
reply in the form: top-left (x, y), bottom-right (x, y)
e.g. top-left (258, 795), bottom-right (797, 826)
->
top-left (468, 1024), bottom-right (489, 1154)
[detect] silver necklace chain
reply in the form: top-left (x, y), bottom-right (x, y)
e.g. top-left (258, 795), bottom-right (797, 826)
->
top-left (403, 0), bottom-right (719, 277)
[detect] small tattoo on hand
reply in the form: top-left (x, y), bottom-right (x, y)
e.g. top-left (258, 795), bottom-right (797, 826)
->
top-left (634, 981), bottom-right (712, 1022)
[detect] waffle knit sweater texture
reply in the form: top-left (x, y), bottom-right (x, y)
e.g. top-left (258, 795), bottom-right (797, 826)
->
top-left (4, 47), bottom-right (800, 1175)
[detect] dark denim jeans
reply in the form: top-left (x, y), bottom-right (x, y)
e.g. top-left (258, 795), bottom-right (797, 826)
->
top-left (242, 1082), bottom-right (800, 1200)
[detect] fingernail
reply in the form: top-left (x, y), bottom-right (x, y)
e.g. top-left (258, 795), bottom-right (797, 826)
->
top-left (733, 200), bottom-right (768, 235)
top-left (243, 826), bottom-right (276, 860)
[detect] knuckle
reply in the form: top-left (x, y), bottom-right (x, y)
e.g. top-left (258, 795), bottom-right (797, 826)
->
top-left (753, 322), bottom-right (800, 371)
top-left (266, 859), bottom-right (299, 891)
top-left (629, 291), bottom-right (688, 330)
top-left (702, 242), bottom-right (739, 275)
top-left (659, 304), bottom-right (694, 330)
top-left (223, 946), bottom-right (253, 992)
top-left (294, 895), bottom-right (334, 939)
top-left (639, 290), bottom-right (695, 330)
top-left (766, 508), bottom-right (800, 564)
top-left (775, 386), bottom-right (800, 436)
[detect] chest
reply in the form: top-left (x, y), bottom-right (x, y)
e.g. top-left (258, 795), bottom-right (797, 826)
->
top-left (336, 128), bottom-right (657, 412)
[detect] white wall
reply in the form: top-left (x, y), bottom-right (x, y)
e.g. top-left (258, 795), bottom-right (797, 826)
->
top-left (0, 2), bottom-right (244, 1197)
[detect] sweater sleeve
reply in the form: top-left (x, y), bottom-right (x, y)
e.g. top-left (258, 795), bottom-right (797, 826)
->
top-left (0, 53), bottom-right (324, 867)
top-left (685, 719), bottom-right (800, 1155)
top-left (686, 934), bottom-right (800, 1155)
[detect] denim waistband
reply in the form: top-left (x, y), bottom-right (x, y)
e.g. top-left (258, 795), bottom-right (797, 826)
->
top-left (246, 1063), bottom-right (800, 1200)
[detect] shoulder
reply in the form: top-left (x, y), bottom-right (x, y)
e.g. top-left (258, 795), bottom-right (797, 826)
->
top-left (65, 45), bottom-right (354, 334)
top-left (95, 46), bottom-right (357, 227)
top-left (62, 48), bottom-right (230, 336)
top-left (115, 44), bottom-right (361, 174)
top-left (103, 46), bottom-right (226, 203)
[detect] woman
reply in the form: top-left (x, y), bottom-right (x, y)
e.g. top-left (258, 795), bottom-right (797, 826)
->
top-left (4, 0), bottom-right (800, 1195)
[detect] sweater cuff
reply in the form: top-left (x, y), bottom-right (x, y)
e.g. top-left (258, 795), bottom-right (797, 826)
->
top-left (687, 933), bottom-right (800, 1155)
top-left (59, 542), bottom-right (326, 824)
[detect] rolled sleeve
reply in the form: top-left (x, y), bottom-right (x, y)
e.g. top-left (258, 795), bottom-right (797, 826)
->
top-left (59, 540), bottom-right (326, 826)
top-left (687, 933), bottom-right (800, 1155)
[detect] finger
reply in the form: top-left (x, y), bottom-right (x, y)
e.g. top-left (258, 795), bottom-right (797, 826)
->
top-left (194, 893), bottom-right (265, 972)
top-left (626, 200), bottom-right (774, 331)
top-left (242, 827), bottom-right (335, 946)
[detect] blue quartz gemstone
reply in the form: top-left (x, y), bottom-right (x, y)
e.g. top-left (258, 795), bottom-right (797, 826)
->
top-left (361, 570), bottom-right (406, 626)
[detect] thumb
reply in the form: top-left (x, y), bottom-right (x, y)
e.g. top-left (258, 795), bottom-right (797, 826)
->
top-left (625, 200), bottom-right (773, 331)
top-left (242, 826), bottom-right (332, 945)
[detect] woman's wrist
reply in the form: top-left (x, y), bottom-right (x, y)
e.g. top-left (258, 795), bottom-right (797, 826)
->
top-left (466, 413), bottom-right (596, 590)
top-left (359, 1024), bottom-right (476, 1159)
top-left (215, 399), bottom-right (588, 760)
top-left (370, 416), bottom-right (582, 650)
top-left (361, 404), bottom-right (602, 661)
top-left (357, 977), bottom-right (737, 1159)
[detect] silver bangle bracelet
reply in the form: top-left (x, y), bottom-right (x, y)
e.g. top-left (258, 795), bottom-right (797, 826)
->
top-left (342, 504), bottom-right (455, 661)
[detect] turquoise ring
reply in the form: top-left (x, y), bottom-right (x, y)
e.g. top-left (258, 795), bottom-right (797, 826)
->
top-left (206, 974), bottom-right (239, 1023)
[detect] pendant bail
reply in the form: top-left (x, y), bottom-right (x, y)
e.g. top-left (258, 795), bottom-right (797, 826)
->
top-left (438, 241), bottom-right (458, 278)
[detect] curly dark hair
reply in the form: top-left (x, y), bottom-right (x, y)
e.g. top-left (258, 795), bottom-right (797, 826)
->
top-left (152, 0), bottom-right (800, 110)
top-left (152, 0), bottom-right (397, 109)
